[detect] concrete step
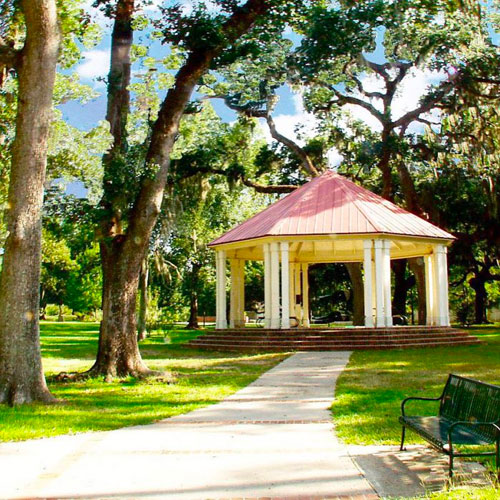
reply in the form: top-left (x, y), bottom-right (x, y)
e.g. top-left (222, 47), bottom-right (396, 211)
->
top-left (188, 337), bottom-right (479, 348)
top-left (188, 339), bottom-right (480, 352)
top-left (190, 332), bottom-right (470, 342)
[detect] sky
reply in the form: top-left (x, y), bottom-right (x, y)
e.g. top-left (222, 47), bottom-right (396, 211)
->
top-left (62, 1), bottom-right (499, 196)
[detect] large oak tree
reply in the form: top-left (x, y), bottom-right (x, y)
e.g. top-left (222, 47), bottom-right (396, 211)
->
top-left (0, 0), bottom-right (61, 405)
top-left (85, 0), bottom-right (305, 378)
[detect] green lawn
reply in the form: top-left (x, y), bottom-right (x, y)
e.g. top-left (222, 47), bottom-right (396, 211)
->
top-left (331, 325), bottom-right (500, 496)
top-left (331, 325), bottom-right (500, 445)
top-left (0, 322), bottom-right (288, 442)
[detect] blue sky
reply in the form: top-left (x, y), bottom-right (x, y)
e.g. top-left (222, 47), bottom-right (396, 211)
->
top-left (62, 1), bottom-right (499, 197)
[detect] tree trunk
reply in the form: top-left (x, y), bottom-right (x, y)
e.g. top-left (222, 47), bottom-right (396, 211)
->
top-left (137, 258), bottom-right (149, 341)
top-left (392, 259), bottom-right (408, 317)
top-left (0, 0), bottom-right (60, 405)
top-left (408, 258), bottom-right (426, 325)
top-left (91, 0), bottom-right (271, 378)
top-left (186, 293), bottom-right (199, 329)
top-left (379, 129), bottom-right (394, 200)
top-left (186, 263), bottom-right (201, 329)
top-left (58, 304), bottom-right (64, 322)
top-left (469, 276), bottom-right (488, 324)
top-left (345, 263), bottom-right (364, 326)
top-left (90, 240), bottom-right (152, 379)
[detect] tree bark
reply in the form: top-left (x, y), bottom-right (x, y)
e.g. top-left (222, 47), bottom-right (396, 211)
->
top-left (0, 0), bottom-right (60, 405)
top-left (187, 293), bottom-right (199, 329)
top-left (92, 240), bottom-right (153, 379)
top-left (92, 0), bottom-right (272, 378)
top-left (89, 0), bottom-right (153, 377)
top-left (469, 275), bottom-right (488, 324)
top-left (137, 258), bottom-right (149, 341)
top-left (391, 259), bottom-right (409, 317)
top-left (186, 263), bottom-right (201, 329)
top-left (345, 263), bottom-right (364, 326)
top-left (58, 304), bottom-right (64, 322)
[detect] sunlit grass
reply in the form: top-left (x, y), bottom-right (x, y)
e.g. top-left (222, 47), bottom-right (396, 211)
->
top-left (0, 322), bottom-right (287, 442)
top-left (332, 325), bottom-right (500, 445)
top-left (331, 324), bottom-right (500, 494)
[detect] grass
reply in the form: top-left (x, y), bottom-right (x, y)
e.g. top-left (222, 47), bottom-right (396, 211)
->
top-left (0, 321), bottom-right (288, 442)
top-left (331, 325), bottom-right (500, 445)
top-left (331, 325), bottom-right (500, 497)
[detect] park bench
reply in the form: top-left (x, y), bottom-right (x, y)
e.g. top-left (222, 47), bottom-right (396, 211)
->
top-left (399, 374), bottom-right (500, 479)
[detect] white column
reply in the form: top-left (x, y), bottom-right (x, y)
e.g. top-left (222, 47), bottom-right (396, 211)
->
top-left (263, 244), bottom-right (271, 328)
top-left (289, 262), bottom-right (296, 321)
top-left (270, 242), bottom-right (281, 329)
top-left (215, 250), bottom-right (227, 329)
top-left (374, 240), bottom-right (385, 327)
top-left (431, 251), bottom-right (440, 326)
top-left (383, 240), bottom-right (393, 327)
top-left (435, 244), bottom-right (450, 326)
top-left (236, 260), bottom-right (245, 328)
top-left (425, 254), bottom-right (435, 325)
top-left (229, 259), bottom-right (238, 328)
top-left (295, 265), bottom-right (303, 324)
top-left (363, 240), bottom-right (374, 327)
top-left (302, 263), bottom-right (310, 327)
top-left (281, 243), bottom-right (290, 329)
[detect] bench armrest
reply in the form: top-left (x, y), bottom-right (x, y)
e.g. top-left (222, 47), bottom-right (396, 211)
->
top-left (401, 396), bottom-right (442, 417)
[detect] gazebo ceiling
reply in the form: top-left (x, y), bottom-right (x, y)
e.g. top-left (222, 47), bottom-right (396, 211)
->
top-left (209, 171), bottom-right (454, 259)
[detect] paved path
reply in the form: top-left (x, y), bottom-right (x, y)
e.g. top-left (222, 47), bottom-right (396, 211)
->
top-left (0, 352), bottom-right (376, 500)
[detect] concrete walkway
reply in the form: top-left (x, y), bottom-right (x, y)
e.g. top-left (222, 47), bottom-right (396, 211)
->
top-left (0, 352), bottom-right (376, 500)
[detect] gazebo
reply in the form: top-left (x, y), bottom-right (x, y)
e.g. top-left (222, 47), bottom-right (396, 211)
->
top-left (208, 171), bottom-right (454, 331)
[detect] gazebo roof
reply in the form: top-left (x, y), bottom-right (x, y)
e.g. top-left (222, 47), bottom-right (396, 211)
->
top-left (210, 171), bottom-right (453, 247)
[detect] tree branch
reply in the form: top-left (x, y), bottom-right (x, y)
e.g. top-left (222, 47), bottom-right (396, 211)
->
top-left (264, 112), bottom-right (320, 177)
top-left (171, 163), bottom-right (298, 194)
top-left (327, 85), bottom-right (386, 124)
top-left (240, 177), bottom-right (298, 193)
top-left (213, 94), bottom-right (321, 178)
top-left (127, 0), bottom-right (272, 247)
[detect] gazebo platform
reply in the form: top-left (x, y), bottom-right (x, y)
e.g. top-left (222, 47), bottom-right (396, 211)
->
top-left (188, 326), bottom-right (480, 352)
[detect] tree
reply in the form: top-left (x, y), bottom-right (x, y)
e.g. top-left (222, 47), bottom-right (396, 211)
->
top-left (40, 228), bottom-right (78, 320)
top-left (84, 0), bottom-right (304, 379)
top-left (0, 0), bottom-right (61, 405)
top-left (291, 0), bottom-right (498, 322)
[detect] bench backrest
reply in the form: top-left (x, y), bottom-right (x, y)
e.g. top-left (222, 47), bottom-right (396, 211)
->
top-left (440, 374), bottom-right (500, 442)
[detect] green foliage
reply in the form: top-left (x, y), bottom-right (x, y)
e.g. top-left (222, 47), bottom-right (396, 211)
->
top-left (65, 245), bottom-right (102, 316)
top-left (41, 228), bottom-right (79, 309)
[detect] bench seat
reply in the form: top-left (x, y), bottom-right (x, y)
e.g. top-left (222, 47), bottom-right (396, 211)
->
top-left (399, 415), bottom-right (493, 448)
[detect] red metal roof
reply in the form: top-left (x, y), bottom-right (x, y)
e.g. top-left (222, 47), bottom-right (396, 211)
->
top-left (209, 171), bottom-right (454, 246)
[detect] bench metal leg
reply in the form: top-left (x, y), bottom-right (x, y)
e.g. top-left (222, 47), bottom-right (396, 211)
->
top-left (449, 453), bottom-right (454, 478)
top-left (496, 437), bottom-right (499, 482)
top-left (400, 426), bottom-right (406, 451)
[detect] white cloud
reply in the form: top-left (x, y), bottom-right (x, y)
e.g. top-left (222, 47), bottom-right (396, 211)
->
top-left (327, 148), bottom-right (343, 168)
top-left (392, 68), bottom-right (445, 121)
top-left (77, 50), bottom-right (110, 81)
top-left (261, 91), bottom-right (318, 146)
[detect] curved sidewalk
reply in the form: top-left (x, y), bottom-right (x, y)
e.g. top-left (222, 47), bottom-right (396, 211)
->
top-left (0, 352), bottom-right (376, 499)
